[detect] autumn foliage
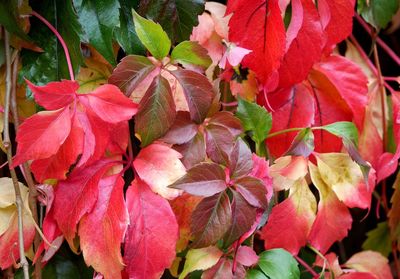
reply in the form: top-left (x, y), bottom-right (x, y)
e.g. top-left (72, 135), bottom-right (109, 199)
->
top-left (0, 0), bottom-right (400, 278)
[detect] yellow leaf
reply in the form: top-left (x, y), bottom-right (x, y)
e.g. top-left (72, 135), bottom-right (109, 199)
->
top-left (270, 156), bottom-right (308, 191)
top-left (178, 246), bottom-right (223, 279)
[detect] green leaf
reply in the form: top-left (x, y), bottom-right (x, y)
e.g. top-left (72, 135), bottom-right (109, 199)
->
top-left (171, 41), bottom-right (212, 70)
top-left (236, 98), bottom-right (272, 144)
top-left (320, 121), bottom-right (359, 146)
top-left (258, 249), bottom-right (300, 279)
top-left (0, 0), bottom-right (31, 41)
top-left (20, 0), bottom-right (83, 86)
top-left (285, 128), bottom-right (314, 157)
top-left (74, 0), bottom-right (120, 65)
top-left (138, 0), bottom-right (205, 43)
top-left (358, 0), bottom-right (400, 29)
top-left (135, 75), bottom-right (176, 147)
top-left (362, 221), bottom-right (392, 257)
top-left (246, 269), bottom-right (268, 279)
top-left (132, 9), bottom-right (171, 60)
top-left (114, 0), bottom-right (145, 55)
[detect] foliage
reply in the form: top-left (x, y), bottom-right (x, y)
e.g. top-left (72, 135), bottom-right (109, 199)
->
top-left (0, 0), bottom-right (399, 278)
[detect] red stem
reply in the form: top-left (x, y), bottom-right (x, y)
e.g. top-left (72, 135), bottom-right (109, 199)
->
top-left (355, 14), bottom-right (400, 66)
top-left (294, 255), bottom-right (319, 278)
top-left (31, 11), bottom-right (75, 80)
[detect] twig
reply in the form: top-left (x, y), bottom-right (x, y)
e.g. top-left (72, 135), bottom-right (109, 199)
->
top-left (294, 255), bottom-right (319, 278)
top-left (31, 10), bottom-right (75, 80)
top-left (10, 53), bottom-right (42, 279)
top-left (3, 28), bottom-right (30, 279)
top-left (355, 14), bottom-right (400, 66)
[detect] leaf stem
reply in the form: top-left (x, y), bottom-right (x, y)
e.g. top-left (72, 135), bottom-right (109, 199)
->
top-left (294, 255), bottom-right (318, 278)
top-left (11, 52), bottom-right (42, 279)
top-left (355, 14), bottom-right (400, 66)
top-left (3, 28), bottom-right (30, 279)
top-left (266, 127), bottom-right (304, 139)
top-left (31, 10), bottom-right (75, 80)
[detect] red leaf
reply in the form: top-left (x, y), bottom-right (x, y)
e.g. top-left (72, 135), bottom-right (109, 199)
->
top-left (171, 69), bottom-right (215, 124)
top-left (338, 273), bottom-right (376, 279)
top-left (344, 251), bottom-right (393, 279)
top-left (78, 84), bottom-right (138, 123)
top-left (223, 191), bottom-right (257, 247)
top-left (53, 160), bottom-right (116, 248)
top-left (317, 0), bottom-right (355, 52)
top-left (26, 79), bottom-right (78, 110)
top-left (250, 154), bottom-right (273, 200)
top-left (123, 179), bottom-right (178, 279)
top-left (236, 246), bottom-right (259, 267)
top-left (31, 117), bottom-right (84, 182)
top-left (308, 163), bottom-right (352, 254)
top-left (277, 0), bottom-right (323, 88)
top-left (261, 179), bottom-right (316, 255)
top-left (228, 0), bottom-right (286, 86)
top-left (133, 143), bottom-right (186, 199)
top-left (191, 191), bottom-right (232, 248)
top-left (169, 162), bottom-right (227, 197)
top-left (13, 107), bottom-right (72, 166)
top-left (265, 84), bottom-right (315, 158)
top-left (79, 175), bottom-right (128, 279)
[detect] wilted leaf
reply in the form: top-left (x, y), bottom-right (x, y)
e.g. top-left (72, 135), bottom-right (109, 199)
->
top-left (362, 222), bottom-right (392, 258)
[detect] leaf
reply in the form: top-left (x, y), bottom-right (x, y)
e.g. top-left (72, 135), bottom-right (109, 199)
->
top-left (114, 0), bottom-right (145, 55)
top-left (169, 162), bottom-right (226, 197)
top-left (20, 0), bottom-right (83, 84)
top-left (308, 162), bottom-right (353, 254)
top-left (285, 128), bottom-right (315, 157)
top-left (260, 179), bottom-right (316, 255)
top-left (223, 191), bottom-right (257, 248)
top-left (25, 79), bottom-right (78, 110)
top-left (265, 84), bottom-right (315, 158)
top-left (30, 118), bottom-right (84, 182)
top-left (277, 0), bottom-right (323, 88)
top-left (250, 154), bottom-right (274, 200)
top-left (108, 55), bottom-right (156, 97)
top-left (138, 0), bottom-right (205, 43)
top-left (13, 107), bottom-right (72, 166)
top-left (191, 191), bottom-right (232, 248)
top-left (171, 41), bottom-right (212, 71)
top-left (78, 84), bottom-right (138, 123)
top-left (317, 0), bottom-right (355, 51)
top-left (362, 222), bottom-right (392, 258)
top-left (134, 75), bottom-right (176, 146)
top-left (175, 131), bottom-right (206, 169)
top-left (202, 258), bottom-right (242, 279)
top-left (178, 246), bottom-right (223, 279)
top-left (344, 251), bottom-right (393, 279)
top-left (133, 143), bottom-right (186, 199)
top-left (358, 0), bottom-right (400, 29)
top-left (321, 121), bottom-right (359, 145)
top-left (257, 249), bottom-right (300, 279)
top-left (0, 178), bottom-right (35, 269)
top-left (269, 156), bottom-right (308, 191)
top-left (236, 98), bottom-right (272, 144)
top-left (132, 9), bottom-right (171, 59)
top-left (314, 153), bottom-right (375, 209)
top-left (389, 172), bottom-right (400, 250)
top-left (74, 0), bottom-right (119, 65)
top-left (236, 246), bottom-right (259, 267)
top-left (79, 175), bottom-right (128, 279)
top-left (234, 176), bottom-right (268, 209)
top-left (162, 111), bottom-right (198, 145)
top-left (247, 269), bottom-right (268, 279)
top-left (124, 179), bottom-right (178, 279)
top-left (228, 0), bottom-right (286, 85)
top-left (171, 69), bottom-right (215, 123)
top-left (228, 138), bottom-right (253, 179)
top-left (53, 160), bottom-right (116, 248)
top-left (0, 0), bottom-right (31, 41)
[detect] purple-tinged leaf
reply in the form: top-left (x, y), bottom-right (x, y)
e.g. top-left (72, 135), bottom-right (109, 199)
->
top-left (175, 132), bottom-right (207, 169)
top-left (229, 138), bottom-right (253, 179)
top-left (191, 191), bottom-right (232, 248)
top-left (234, 176), bottom-right (268, 209)
top-left (162, 111), bottom-right (198, 145)
top-left (169, 163), bottom-right (226, 197)
top-left (285, 128), bottom-right (315, 157)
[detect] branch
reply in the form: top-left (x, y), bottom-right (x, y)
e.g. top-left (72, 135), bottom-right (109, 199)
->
top-left (10, 53), bottom-right (42, 279)
top-left (3, 28), bottom-right (30, 279)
